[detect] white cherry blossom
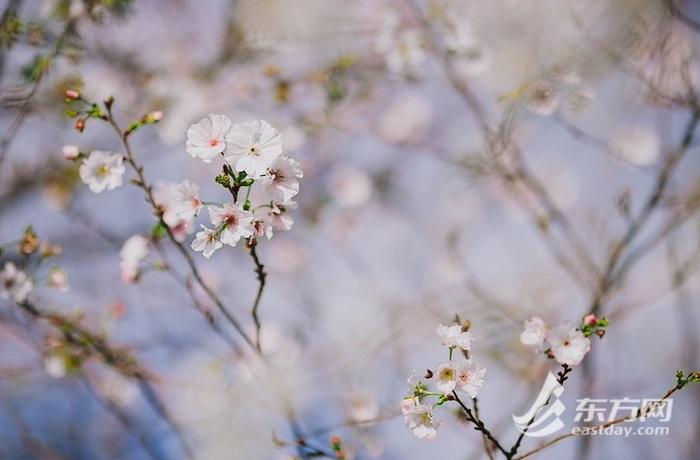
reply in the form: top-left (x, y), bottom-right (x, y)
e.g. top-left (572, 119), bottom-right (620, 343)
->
top-left (208, 204), bottom-right (254, 247)
top-left (435, 361), bottom-right (459, 395)
top-left (455, 360), bottom-right (486, 399)
top-left (260, 156), bottom-right (303, 204)
top-left (174, 180), bottom-right (203, 219)
top-left (404, 403), bottom-right (440, 440)
top-left (185, 114), bottom-right (233, 162)
top-left (191, 225), bottom-right (223, 259)
top-left (0, 262), bottom-right (33, 303)
top-left (436, 324), bottom-right (473, 351)
top-left (546, 322), bottom-right (591, 366)
top-left (79, 150), bottom-right (125, 193)
top-left (47, 267), bottom-right (69, 292)
top-left (520, 316), bottom-right (548, 347)
top-left (224, 120), bottom-right (283, 178)
top-left (119, 235), bottom-right (149, 283)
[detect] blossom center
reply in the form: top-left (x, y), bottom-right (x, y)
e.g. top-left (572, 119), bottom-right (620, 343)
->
top-left (97, 164), bottom-right (110, 177)
top-left (249, 144), bottom-right (261, 157)
top-left (209, 138), bottom-right (221, 147)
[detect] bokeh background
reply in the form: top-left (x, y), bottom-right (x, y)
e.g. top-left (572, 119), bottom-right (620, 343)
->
top-left (0, 0), bottom-right (699, 459)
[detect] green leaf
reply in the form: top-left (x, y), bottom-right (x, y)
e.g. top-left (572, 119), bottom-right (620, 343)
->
top-left (151, 222), bottom-right (167, 239)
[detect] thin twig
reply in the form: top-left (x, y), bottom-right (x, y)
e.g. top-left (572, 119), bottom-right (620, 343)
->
top-left (248, 241), bottom-right (266, 352)
top-left (452, 391), bottom-right (510, 457)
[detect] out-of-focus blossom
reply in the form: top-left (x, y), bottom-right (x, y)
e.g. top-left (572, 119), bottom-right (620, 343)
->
top-left (0, 262), bottom-right (33, 303)
top-left (331, 167), bottom-right (373, 208)
top-left (47, 267), bottom-right (69, 292)
top-left (609, 127), bottom-right (659, 167)
top-left (224, 120), bottom-right (283, 178)
top-left (267, 240), bottom-right (306, 273)
top-left (376, 11), bottom-right (426, 75)
top-left (191, 225), bottom-right (223, 259)
top-left (347, 391), bottom-right (379, 423)
top-left (186, 114), bottom-right (233, 163)
top-left (379, 93), bottom-right (433, 144)
top-left (443, 20), bottom-right (490, 76)
top-left (154, 182), bottom-right (194, 241)
top-left (400, 396), bottom-right (420, 416)
top-left (174, 180), bottom-right (203, 220)
top-left (436, 324), bottom-right (473, 351)
top-left (520, 316), bottom-right (547, 347)
top-left (62, 145), bottom-right (80, 160)
top-left (208, 204), bottom-right (254, 247)
top-left (565, 87), bottom-right (595, 113)
top-left (456, 360), bottom-right (486, 399)
top-left (403, 403), bottom-right (440, 439)
top-left (44, 354), bottom-right (66, 378)
top-left (119, 235), bottom-right (149, 283)
top-left (261, 156), bottom-right (303, 204)
top-left (526, 80), bottom-right (560, 116)
top-left (79, 151), bottom-right (125, 193)
top-left (546, 322), bottom-right (590, 366)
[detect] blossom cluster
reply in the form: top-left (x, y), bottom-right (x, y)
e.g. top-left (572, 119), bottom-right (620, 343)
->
top-left (0, 227), bottom-right (69, 304)
top-left (185, 114), bottom-right (303, 259)
top-left (64, 90), bottom-right (302, 269)
top-left (523, 71), bottom-right (594, 116)
top-left (401, 323), bottom-right (486, 440)
top-left (520, 314), bottom-right (608, 366)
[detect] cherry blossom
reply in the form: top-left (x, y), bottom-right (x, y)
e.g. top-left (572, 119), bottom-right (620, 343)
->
top-left (455, 359), bottom-right (486, 399)
top-left (174, 180), bottom-right (203, 220)
top-left (186, 113), bottom-right (233, 162)
top-left (435, 361), bottom-right (459, 395)
top-left (403, 403), bottom-right (441, 440)
top-left (260, 156), bottom-right (303, 204)
top-left (0, 262), bottom-right (33, 303)
top-left (119, 235), bottom-right (149, 283)
top-left (191, 225), bottom-right (223, 259)
top-left (436, 324), bottom-right (473, 351)
top-left (79, 150), bottom-right (125, 193)
top-left (224, 120), bottom-right (283, 178)
top-left (520, 316), bottom-right (548, 347)
top-left (208, 204), bottom-right (254, 247)
top-left (546, 322), bottom-right (591, 366)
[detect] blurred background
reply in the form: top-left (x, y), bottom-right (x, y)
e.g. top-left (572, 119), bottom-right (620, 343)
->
top-left (0, 0), bottom-right (699, 459)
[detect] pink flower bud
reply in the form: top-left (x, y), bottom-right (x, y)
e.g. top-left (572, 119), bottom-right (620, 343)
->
top-left (583, 314), bottom-right (598, 326)
top-left (61, 144), bottom-right (80, 160)
top-left (75, 118), bottom-right (85, 132)
top-left (65, 89), bottom-right (80, 100)
top-left (151, 110), bottom-right (164, 121)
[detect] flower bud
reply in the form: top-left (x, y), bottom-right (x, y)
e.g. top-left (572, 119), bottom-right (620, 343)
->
top-left (583, 314), bottom-right (598, 326)
top-left (62, 144), bottom-right (80, 160)
top-left (65, 89), bottom-right (80, 100)
top-left (19, 227), bottom-right (39, 255)
top-left (75, 118), bottom-right (86, 132)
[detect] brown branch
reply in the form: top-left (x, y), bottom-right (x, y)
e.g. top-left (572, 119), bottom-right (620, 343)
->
top-left (452, 391), bottom-right (510, 457)
top-left (248, 241), bottom-right (267, 353)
